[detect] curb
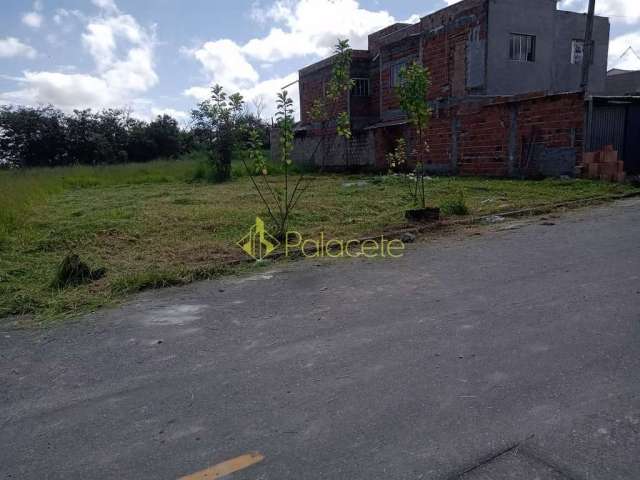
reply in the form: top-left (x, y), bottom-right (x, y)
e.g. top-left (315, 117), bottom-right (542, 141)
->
top-left (443, 190), bottom-right (640, 228)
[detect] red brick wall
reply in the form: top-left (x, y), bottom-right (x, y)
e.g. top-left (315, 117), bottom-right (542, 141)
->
top-left (378, 37), bottom-right (420, 115)
top-left (465, 93), bottom-right (583, 176)
top-left (299, 68), bottom-right (328, 125)
top-left (300, 55), bottom-right (372, 125)
top-left (301, 0), bottom-right (488, 126)
top-left (421, 2), bottom-right (487, 100)
top-left (514, 93), bottom-right (584, 166)
top-left (299, 66), bottom-right (349, 125)
top-left (389, 93), bottom-right (586, 176)
top-left (457, 101), bottom-right (511, 176)
top-left (369, 63), bottom-right (381, 119)
top-left (426, 111), bottom-right (454, 168)
top-left (372, 1), bottom-right (487, 119)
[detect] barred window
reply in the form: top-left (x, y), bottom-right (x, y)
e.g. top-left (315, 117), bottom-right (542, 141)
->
top-left (509, 33), bottom-right (536, 62)
top-left (352, 78), bottom-right (370, 96)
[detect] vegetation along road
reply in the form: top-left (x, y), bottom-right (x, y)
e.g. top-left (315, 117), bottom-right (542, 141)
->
top-left (1, 198), bottom-right (639, 478)
top-left (1, 158), bottom-right (639, 326)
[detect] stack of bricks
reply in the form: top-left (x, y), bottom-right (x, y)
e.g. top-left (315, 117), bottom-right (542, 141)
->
top-left (583, 145), bottom-right (626, 182)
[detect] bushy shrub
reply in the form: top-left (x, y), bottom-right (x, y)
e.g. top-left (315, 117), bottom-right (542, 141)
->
top-left (440, 190), bottom-right (469, 216)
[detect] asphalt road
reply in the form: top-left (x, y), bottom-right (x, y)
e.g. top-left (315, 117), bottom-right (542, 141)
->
top-left (2, 199), bottom-right (639, 479)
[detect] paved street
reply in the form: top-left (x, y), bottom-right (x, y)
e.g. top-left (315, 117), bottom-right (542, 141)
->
top-left (1, 199), bottom-right (639, 479)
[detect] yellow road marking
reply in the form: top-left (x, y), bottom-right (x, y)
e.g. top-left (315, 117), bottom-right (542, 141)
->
top-left (179, 452), bottom-right (265, 480)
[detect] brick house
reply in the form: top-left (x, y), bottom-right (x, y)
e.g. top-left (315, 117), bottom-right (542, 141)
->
top-left (290, 0), bottom-right (610, 177)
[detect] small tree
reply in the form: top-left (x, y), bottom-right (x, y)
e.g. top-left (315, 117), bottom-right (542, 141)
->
top-left (242, 90), bottom-right (303, 239)
top-left (308, 39), bottom-right (355, 168)
top-left (396, 62), bottom-right (433, 208)
top-left (191, 84), bottom-right (245, 182)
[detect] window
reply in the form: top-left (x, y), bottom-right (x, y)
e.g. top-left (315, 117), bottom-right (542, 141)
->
top-left (509, 33), bottom-right (536, 62)
top-left (571, 39), bottom-right (585, 64)
top-left (352, 78), bottom-right (370, 97)
top-left (390, 61), bottom-right (408, 87)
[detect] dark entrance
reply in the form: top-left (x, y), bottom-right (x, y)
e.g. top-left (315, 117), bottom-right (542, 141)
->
top-left (588, 97), bottom-right (640, 175)
top-left (624, 105), bottom-right (640, 174)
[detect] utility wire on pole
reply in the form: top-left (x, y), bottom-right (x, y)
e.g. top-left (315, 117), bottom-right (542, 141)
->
top-left (581, 0), bottom-right (596, 91)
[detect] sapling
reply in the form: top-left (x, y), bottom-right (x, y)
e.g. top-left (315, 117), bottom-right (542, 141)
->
top-left (396, 62), bottom-right (433, 208)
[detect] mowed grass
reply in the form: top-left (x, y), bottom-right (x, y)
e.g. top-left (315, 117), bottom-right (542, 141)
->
top-left (1, 159), bottom-right (637, 326)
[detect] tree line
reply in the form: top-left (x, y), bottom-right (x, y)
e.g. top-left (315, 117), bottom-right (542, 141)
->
top-left (0, 106), bottom-right (190, 168)
top-left (0, 104), bottom-right (268, 169)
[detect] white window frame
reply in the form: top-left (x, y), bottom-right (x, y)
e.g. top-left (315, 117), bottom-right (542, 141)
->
top-left (571, 39), bottom-right (585, 64)
top-left (509, 33), bottom-right (536, 63)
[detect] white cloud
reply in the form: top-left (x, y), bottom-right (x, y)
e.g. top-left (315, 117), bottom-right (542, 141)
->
top-left (22, 1), bottom-right (44, 29)
top-left (183, 86), bottom-right (211, 102)
top-left (558, 0), bottom-right (640, 24)
top-left (184, 72), bottom-right (299, 120)
top-left (53, 8), bottom-right (85, 29)
top-left (2, 72), bottom-right (113, 108)
top-left (91, 0), bottom-right (119, 14)
top-left (609, 32), bottom-right (640, 69)
top-left (242, 72), bottom-right (300, 119)
top-left (184, 0), bottom-right (405, 119)
top-left (22, 12), bottom-right (44, 29)
top-left (1, 1), bottom-right (158, 115)
top-left (243, 0), bottom-right (394, 61)
top-left (0, 37), bottom-right (37, 59)
top-left (183, 39), bottom-right (259, 92)
top-left (151, 107), bottom-right (189, 121)
top-left (53, 9), bottom-right (67, 25)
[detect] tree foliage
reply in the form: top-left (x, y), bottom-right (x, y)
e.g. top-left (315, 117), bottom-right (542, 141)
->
top-left (243, 90), bottom-right (306, 239)
top-left (190, 84), bottom-right (268, 182)
top-left (396, 62), bottom-right (433, 208)
top-left (308, 39), bottom-right (356, 165)
top-left (397, 63), bottom-right (432, 136)
top-left (0, 105), bottom-right (187, 168)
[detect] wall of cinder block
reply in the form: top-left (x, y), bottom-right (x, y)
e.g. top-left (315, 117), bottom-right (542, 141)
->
top-left (291, 128), bottom-right (376, 170)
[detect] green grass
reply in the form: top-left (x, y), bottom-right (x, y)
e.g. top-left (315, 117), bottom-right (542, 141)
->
top-left (1, 159), bottom-right (638, 326)
top-left (0, 158), bottom-right (196, 246)
top-left (439, 189), bottom-right (470, 216)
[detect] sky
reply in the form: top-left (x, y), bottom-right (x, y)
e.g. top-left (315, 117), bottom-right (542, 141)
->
top-left (1, 0), bottom-right (639, 123)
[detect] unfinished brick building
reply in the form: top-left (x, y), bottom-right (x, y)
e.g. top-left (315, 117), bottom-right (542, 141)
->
top-left (291, 0), bottom-right (610, 177)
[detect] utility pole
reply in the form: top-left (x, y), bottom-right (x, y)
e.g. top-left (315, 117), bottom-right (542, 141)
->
top-left (581, 0), bottom-right (596, 91)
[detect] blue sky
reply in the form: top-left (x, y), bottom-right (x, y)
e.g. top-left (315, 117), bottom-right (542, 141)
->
top-left (1, 0), bottom-right (639, 122)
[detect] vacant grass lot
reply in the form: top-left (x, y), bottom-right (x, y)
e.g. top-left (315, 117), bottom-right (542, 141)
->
top-left (1, 158), bottom-right (637, 326)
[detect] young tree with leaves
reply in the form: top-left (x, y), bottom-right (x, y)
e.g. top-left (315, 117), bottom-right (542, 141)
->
top-left (191, 84), bottom-right (246, 182)
top-left (242, 90), bottom-right (305, 239)
top-left (242, 39), bottom-right (356, 238)
top-left (396, 62), bottom-right (433, 208)
top-left (308, 39), bottom-right (355, 168)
